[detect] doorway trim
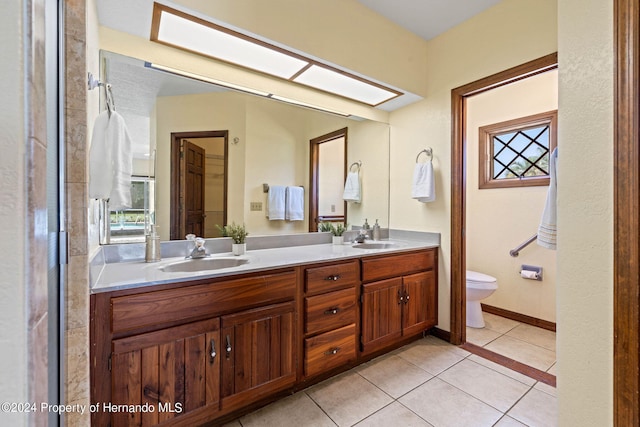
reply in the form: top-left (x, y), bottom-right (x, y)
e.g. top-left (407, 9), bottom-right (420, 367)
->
top-left (170, 130), bottom-right (229, 240)
top-left (450, 53), bottom-right (558, 345)
top-left (308, 127), bottom-right (348, 231)
top-left (614, 0), bottom-right (640, 424)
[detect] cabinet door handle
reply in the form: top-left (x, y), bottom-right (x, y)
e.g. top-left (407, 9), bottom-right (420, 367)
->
top-left (225, 335), bottom-right (232, 358)
top-left (404, 290), bottom-right (410, 305)
top-left (324, 274), bottom-right (341, 281)
top-left (398, 290), bottom-right (404, 304)
top-left (324, 307), bottom-right (340, 315)
top-left (324, 347), bottom-right (341, 356)
top-left (210, 339), bottom-right (217, 363)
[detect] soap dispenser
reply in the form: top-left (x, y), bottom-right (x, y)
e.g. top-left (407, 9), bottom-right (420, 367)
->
top-left (363, 219), bottom-right (370, 230)
top-left (372, 219), bottom-right (381, 241)
top-left (145, 225), bottom-right (161, 263)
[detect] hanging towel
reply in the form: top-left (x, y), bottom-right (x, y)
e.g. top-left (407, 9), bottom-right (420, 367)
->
top-left (343, 171), bottom-right (361, 203)
top-left (537, 147), bottom-right (558, 249)
top-left (88, 110), bottom-right (133, 210)
top-left (412, 160), bottom-right (435, 203)
top-left (267, 186), bottom-right (286, 220)
top-left (285, 186), bottom-right (305, 221)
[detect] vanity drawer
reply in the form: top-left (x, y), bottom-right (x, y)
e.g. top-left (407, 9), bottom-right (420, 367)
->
top-left (361, 250), bottom-right (435, 282)
top-left (111, 270), bottom-right (296, 334)
top-left (305, 288), bottom-right (356, 335)
top-left (305, 261), bottom-right (359, 294)
top-left (304, 324), bottom-right (356, 378)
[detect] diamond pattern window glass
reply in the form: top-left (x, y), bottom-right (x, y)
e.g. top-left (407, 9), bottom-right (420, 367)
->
top-left (479, 110), bottom-right (557, 189)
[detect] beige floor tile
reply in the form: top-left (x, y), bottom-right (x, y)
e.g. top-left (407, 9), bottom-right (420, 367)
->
top-left (507, 388), bottom-right (558, 427)
top-left (547, 362), bottom-right (557, 375)
top-left (494, 415), bottom-right (528, 426)
top-left (466, 326), bottom-right (502, 347)
top-left (506, 324), bottom-right (556, 351)
top-left (438, 359), bottom-right (531, 412)
top-left (354, 402), bottom-right (434, 427)
top-left (307, 371), bottom-right (393, 426)
top-left (399, 378), bottom-right (502, 427)
top-left (395, 336), bottom-right (470, 375)
top-left (534, 380), bottom-right (558, 397)
top-left (466, 355), bottom-right (537, 386)
top-left (239, 392), bottom-right (335, 427)
top-left (485, 335), bottom-right (556, 371)
top-left (357, 354), bottom-right (433, 398)
top-left (482, 312), bottom-right (521, 334)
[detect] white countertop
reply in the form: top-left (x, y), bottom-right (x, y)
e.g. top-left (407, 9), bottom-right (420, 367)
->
top-left (91, 239), bottom-right (438, 294)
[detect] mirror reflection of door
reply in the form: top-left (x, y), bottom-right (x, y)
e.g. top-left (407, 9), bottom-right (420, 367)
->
top-left (309, 128), bottom-right (347, 231)
top-left (170, 131), bottom-right (228, 239)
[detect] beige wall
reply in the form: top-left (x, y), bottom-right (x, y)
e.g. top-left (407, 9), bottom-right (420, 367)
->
top-left (388, 0), bottom-right (558, 331)
top-left (557, 0), bottom-right (613, 424)
top-left (466, 70), bottom-right (558, 322)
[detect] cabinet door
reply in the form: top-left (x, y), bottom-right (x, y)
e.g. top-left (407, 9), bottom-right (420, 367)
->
top-left (360, 277), bottom-right (403, 355)
top-left (111, 318), bottom-right (220, 427)
top-left (220, 301), bottom-right (296, 412)
top-left (402, 271), bottom-right (437, 337)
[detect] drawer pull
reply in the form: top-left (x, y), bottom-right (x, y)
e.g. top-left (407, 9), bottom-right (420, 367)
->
top-left (324, 307), bottom-right (340, 315)
top-left (324, 347), bottom-right (341, 356)
top-left (210, 339), bottom-right (217, 363)
top-left (225, 335), bottom-right (232, 358)
top-left (324, 274), bottom-right (341, 281)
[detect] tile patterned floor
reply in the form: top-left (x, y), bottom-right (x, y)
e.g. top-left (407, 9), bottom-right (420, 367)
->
top-left (223, 329), bottom-right (558, 427)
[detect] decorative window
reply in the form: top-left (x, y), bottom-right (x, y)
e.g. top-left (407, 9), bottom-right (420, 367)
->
top-left (479, 110), bottom-right (557, 189)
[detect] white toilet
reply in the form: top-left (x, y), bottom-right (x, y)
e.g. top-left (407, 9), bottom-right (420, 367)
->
top-left (466, 270), bottom-right (498, 328)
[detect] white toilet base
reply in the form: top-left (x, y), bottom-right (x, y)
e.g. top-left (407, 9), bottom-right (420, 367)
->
top-left (466, 300), bottom-right (486, 328)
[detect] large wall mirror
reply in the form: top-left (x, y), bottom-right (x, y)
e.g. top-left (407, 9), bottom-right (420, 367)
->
top-left (99, 50), bottom-right (390, 243)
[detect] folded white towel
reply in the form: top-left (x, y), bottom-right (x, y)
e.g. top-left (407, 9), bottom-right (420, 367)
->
top-left (343, 171), bottom-right (361, 203)
top-left (88, 110), bottom-right (133, 210)
top-left (537, 147), bottom-right (558, 249)
top-left (412, 161), bottom-right (435, 203)
top-left (267, 186), bottom-right (286, 220)
top-left (285, 186), bottom-right (305, 221)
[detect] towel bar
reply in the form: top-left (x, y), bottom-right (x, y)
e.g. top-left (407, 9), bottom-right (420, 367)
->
top-left (416, 148), bottom-right (433, 163)
top-left (263, 183), bottom-right (304, 193)
top-left (509, 234), bottom-right (538, 257)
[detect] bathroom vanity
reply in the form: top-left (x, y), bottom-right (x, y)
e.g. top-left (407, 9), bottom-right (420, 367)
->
top-left (90, 238), bottom-right (438, 426)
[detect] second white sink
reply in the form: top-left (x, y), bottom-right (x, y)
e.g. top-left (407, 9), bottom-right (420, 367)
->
top-left (160, 257), bottom-right (249, 273)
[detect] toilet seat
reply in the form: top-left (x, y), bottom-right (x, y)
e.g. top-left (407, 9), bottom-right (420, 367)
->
top-left (466, 270), bottom-right (497, 284)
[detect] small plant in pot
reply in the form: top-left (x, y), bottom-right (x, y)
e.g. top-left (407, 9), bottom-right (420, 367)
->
top-left (223, 222), bottom-right (248, 255)
top-left (320, 222), bottom-right (346, 245)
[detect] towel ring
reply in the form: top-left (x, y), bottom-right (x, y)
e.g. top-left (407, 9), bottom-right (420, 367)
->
top-left (416, 148), bottom-right (433, 163)
top-left (349, 161), bottom-right (362, 172)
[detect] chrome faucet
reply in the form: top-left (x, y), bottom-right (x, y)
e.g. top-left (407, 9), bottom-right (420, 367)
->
top-left (352, 230), bottom-right (370, 244)
top-left (186, 236), bottom-right (209, 259)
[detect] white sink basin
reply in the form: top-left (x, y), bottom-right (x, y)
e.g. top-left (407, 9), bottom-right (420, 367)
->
top-left (160, 257), bottom-right (249, 273)
top-left (351, 242), bottom-right (397, 250)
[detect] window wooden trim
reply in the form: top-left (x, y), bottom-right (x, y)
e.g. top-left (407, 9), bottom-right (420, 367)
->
top-left (478, 110), bottom-right (557, 189)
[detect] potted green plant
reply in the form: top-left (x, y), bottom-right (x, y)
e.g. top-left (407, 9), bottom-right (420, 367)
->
top-left (320, 222), bottom-right (345, 245)
top-left (223, 222), bottom-right (249, 255)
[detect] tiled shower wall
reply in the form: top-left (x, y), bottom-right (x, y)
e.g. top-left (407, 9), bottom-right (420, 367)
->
top-left (64, 0), bottom-right (91, 426)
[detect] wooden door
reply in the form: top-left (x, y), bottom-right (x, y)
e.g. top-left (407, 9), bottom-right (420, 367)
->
top-left (360, 277), bottom-right (403, 355)
top-left (111, 318), bottom-right (221, 427)
top-left (402, 271), bottom-right (437, 337)
top-left (182, 139), bottom-right (205, 237)
top-left (220, 301), bottom-right (296, 412)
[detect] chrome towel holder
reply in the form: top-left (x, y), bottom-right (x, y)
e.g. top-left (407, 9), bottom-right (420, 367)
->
top-left (416, 148), bottom-right (433, 163)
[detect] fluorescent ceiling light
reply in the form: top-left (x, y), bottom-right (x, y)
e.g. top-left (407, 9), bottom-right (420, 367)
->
top-left (270, 95), bottom-right (350, 117)
top-left (153, 6), bottom-right (308, 79)
top-left (146, 62), bottom-right (272, 97)
top-left (150, 3), bottom-right (403, 106)
top-left (294, 65), bottom-right (400, 106)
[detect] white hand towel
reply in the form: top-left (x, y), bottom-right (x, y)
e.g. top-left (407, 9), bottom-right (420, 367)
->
top-left (88, 110), bottom-right (133, 210)
top-left (412, 161), bottom-right (435, 203)
top-left (285, 186), bottom-right (305, 221)
top-left (537, 147), bottom-right (558, 249)
top-left (267, 186), bottom-right (286, 220)
top-left (343, 172), bottom-right (361, 203)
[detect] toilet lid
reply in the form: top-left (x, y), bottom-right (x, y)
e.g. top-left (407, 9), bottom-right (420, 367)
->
top-left (466, 270), bottom-right (497, 283)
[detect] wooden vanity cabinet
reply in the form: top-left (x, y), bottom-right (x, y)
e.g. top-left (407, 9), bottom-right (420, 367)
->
top-left (302, 260), bottom-right (359, 378)
top-left (360, 250), bottom-right (438, 356)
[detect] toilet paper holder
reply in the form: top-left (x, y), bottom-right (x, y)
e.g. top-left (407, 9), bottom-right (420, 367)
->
top-left (520, 264), bottom-right (543, 281)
